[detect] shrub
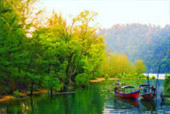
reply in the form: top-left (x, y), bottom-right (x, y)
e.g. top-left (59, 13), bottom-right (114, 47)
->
top-left (104, 74), bottom-right (110, 80)
top-left (13, 90), bottom-right (21, 97)
top-left (138, 74), bottom-right (145, 78)
top-left (117, 74), bottom-right (122, 78)
top-left (68, 86), bottom-right (74, 91)
top-left (164, 74), bottom-right (170, 92)
top-left (75, 73), bottom-right (90, 88)
top-left (151, 75), bottom-right (155, 80)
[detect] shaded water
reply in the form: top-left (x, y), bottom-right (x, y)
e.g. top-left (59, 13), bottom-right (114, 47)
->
top-left (0, 79), bottom-right (170, 114)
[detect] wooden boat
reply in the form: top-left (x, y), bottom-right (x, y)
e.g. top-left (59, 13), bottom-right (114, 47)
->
top-left (140, 84), bottom-right (156, 100)
top-left (140, 72), bottom-right (156, 100)
top-left (114, 86), bottom-right (140, 99)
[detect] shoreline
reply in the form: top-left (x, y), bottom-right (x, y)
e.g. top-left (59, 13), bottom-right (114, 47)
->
top-left (0, 77), bottom-right (163, 102)
top-left (0, 90), bottom-right (76, 102)
top-left (90, 78), bottom-right (146, 83)
top-left (0, 90), bottom-right (48, 102)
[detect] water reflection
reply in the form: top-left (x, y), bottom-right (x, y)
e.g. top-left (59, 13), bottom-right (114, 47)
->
top-left (140, 100), bottom-right (156, 111)
top-left (0, 80), bottom-right (170, 114)
top-left (114, 97), bottom-right (139, 108)
top-left (0, 83), bottom-right (104, 114)
top-left (0, 98), bottom-right (32, 114)
top-left (103, 96), bottom-right (140, 114)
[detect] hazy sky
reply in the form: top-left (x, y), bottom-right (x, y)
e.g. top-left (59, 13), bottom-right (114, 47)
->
top-left (40, 0), bottom-right (170, 29)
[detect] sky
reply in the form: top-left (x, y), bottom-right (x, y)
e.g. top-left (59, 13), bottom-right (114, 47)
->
top-left (39, 0), bottom-right (170, 29)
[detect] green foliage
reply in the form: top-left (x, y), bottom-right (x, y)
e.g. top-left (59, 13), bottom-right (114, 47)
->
top-left (43, 72), bottom-right (60, 91)
top-left (0, 0), bottom-right (34, 94)
top-left (104, 74), bottom-right (110, 80)
top-left (134, 60), bottom-right (146, 75)
top-left (138, 74), bottom-right (145, 78)
top-left (0, 0), bottom-right (106, 95)
top-left (102, 53), bottom-right (146, 78)
top-left (164, 74), bottom-right (170, 92)
top-left (0, 0), bottom-right (152, 96)
top-left (68, 86), bottom-right (75, 91)
top-left (13, 90), bottom-right (21, 97)
top-left (75, 73), bottom-right (90, 88)
top-left (151, 75), bottom-right (155, 80)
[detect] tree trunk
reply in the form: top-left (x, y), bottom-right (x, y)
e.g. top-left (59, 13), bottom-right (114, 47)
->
top-left (30, 81), bottom-right (34, 96)
top-left (50, 87), bottom-right (53, 96)
top-left (68, 51), bottom-right (83, 86)
top-left (64, 51), bottom-right (83, 91)
top-left (6, 72), bottom-right (10, 86)
top-left (64, 53), bottom-right (74, 91)
top-left (67, 73), bottom-right (73, 90)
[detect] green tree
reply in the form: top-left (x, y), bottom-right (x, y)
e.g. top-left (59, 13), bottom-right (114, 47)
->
top-left (64, 10), bottom-right (105, 89)
top-left (0, 0), bottom-right (34, 94)
top-left (134, 59), bottom-right (146, 75)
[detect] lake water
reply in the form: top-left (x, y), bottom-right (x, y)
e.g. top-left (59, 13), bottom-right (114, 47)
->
top-left (0, 79), bottom-right (170, 114)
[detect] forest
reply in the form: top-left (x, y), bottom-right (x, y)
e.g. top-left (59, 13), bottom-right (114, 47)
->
top-left (0, 0), bottom-right (146, 96)
top-left (100, 24), bottom-right (170, 73)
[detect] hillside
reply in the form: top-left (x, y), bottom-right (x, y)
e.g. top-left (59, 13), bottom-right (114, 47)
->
top-left (100, 24), bottom-right (170, 73)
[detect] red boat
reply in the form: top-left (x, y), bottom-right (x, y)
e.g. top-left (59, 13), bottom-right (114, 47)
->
top-left (114, 86), bottom-right (140, 99)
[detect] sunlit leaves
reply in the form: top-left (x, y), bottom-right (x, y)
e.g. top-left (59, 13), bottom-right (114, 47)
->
top-left (134, 59), bottom-right (146, 75)
top-left (103, 53), bottom-right (146, 77)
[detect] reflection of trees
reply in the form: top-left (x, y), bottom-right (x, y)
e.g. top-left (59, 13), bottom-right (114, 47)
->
top-left (0, 79), bottom-right (169, 114)
top-left (0, 83), bottom-right (104, 114)
top-left (0, 107), bottom-right (7, 114)
top-left (32, 84), bottom-right (104, 114)
top-left (68, 83), bottom-right (104, 114)
top-left (0, 98), bottom-right (32, 114)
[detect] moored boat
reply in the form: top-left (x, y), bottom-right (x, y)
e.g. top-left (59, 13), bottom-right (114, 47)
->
top-left (141, 93), bottom-right (153, 100)
top-left (140, 84), bottom-right (156, 100)
top-left (140, 71), bottom-right (156, 100)
top-left (114, 86), bottom-right (140, 99)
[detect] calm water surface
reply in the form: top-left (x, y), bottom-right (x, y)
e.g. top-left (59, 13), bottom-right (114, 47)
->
top-left (0, 79), bottom-right (170, 114)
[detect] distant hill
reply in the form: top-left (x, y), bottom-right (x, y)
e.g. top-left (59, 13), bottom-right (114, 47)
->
top-left (100, 24), bottom-right (170, 73)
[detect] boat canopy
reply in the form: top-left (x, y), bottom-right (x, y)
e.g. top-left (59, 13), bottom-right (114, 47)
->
top-left (120, 86), bottom-right (134, 89)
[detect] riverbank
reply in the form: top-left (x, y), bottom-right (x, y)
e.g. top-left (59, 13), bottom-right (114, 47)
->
top-left (0, 77), bottom-right (155, 102)
top-left (0, 79), bottom-right (167, 114)
top-left (90, 78), bottom-right (145, 82)
top-left (0, 90), bottom-right (77, 102)
top-left (0, 89), bottom-right (48, 102)
top-left (0, 96), bottom-right (15, 102)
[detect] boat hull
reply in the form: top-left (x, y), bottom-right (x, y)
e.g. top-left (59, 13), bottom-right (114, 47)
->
top-left (114, 90), bottom-right (140, 99)
top-left (141, 93), bottom-right (154, 100)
